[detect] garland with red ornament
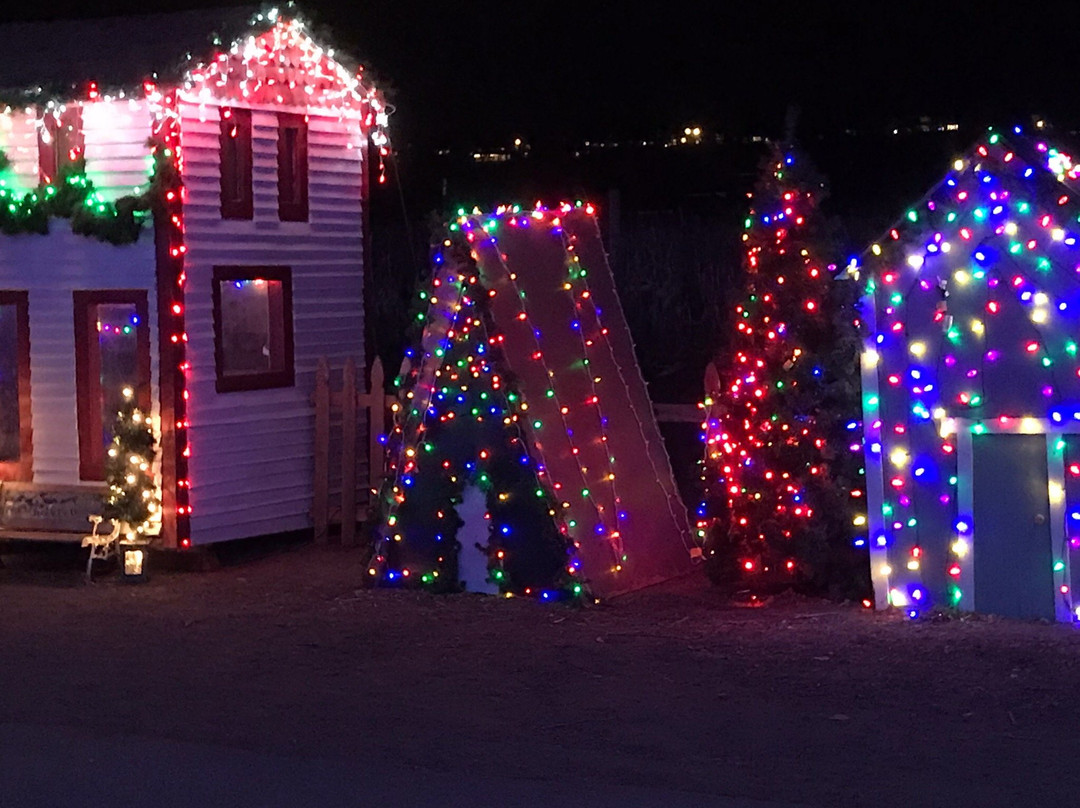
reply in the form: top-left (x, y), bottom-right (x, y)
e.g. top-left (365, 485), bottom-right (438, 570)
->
top-left (699, 144), bottom-right (869, 598)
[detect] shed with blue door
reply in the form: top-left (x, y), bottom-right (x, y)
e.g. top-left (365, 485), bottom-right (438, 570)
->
top-left (0, 8), bottom-right (388, 551)
top-left (857, 127), bottom-right (1080, 622)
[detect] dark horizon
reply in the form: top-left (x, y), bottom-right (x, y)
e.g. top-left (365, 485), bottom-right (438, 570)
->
top-left (5, 1), bottom-right (1076, 149)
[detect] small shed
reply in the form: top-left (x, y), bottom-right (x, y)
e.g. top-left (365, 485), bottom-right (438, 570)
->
top-left (859, 127), bottom-right (1080, 621)
top-left (0, 8), bottom-right (388, 549)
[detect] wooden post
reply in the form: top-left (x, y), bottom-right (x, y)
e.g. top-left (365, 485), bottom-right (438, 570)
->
top-left (368, 357), bottom-right (385, 503)
top-left (313, 357), bottom-right (330, 543)
top-left (704, 361), bottom-right (721, 399)
top-left (341, 358), bottom-right (358, 546)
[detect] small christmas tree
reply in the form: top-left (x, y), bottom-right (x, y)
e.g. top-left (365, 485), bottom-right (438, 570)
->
top-left (700, 144), bottom-right (868, 597)
top-left (103, 386), bottom-right (159, 541)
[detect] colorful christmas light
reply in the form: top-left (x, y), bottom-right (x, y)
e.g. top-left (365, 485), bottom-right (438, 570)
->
top-left (373, 201), bottom-right (692, 598)
top-left (1, 8), bottom-right (389, 551)
top-left (371, 213), bottom-right (585, 598)
top-left (857, 126), bottom-right (1080, 621)
top-left (699, 145), bottom-right (866, 595)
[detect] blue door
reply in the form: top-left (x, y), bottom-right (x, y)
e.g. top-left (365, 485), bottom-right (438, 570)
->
top-left (972, 433), bottom-right (1054, 620)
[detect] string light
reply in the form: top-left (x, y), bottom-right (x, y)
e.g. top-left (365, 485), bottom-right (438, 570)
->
top-left (104, 387), bottom-right (161, 540)
top-left (699, 146), bottom-right (865, 592)
top-left (371, 217), bottom-right (584, 599)
top-left (3, 9), bottom-right (390, 550)
top-left (374, 202), bottom-right (694, 598)
top-left (859, 126), bottom-right (1078, 621)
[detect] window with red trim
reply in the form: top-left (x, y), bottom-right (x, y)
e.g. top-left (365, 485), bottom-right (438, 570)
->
top-left (37, 106), bottom-right (84, 185)
top-left (74, 291), bottom-right (151, 481)
top-left (220, 107), bottom-right (253, 220)
top-left (278, 113), bottom-right (308, 222)
top-left (0, 291), bottom-right (32, 482)
top-left (212, 267), bottom-right (294, 393)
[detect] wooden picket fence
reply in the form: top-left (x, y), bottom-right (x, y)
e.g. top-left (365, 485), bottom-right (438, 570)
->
top-left (312, 356), bottom-right (395, 545)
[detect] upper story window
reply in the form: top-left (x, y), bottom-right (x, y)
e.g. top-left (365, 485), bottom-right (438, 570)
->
top-left (277, 113), bottom-right (309, 222)
top-left (0, 291), bottom-right (32, 482)
top-left (37, 106), bottom-right (84, 185)
top-left (220, 107), bottom-right (253, 220)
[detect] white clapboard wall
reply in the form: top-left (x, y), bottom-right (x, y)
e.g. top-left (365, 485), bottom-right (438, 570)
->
top-left (0, 100), bottom-right (153, 199)
top-left (81, 99), bottom-right (154, 201)
top-left (179, 102), bottom-right (367, 544)
top-left (0, 108), bottom-right (40, 192)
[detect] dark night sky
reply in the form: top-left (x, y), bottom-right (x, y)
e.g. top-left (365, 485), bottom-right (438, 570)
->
top-left (6, 1), bottom-right (1076, 147)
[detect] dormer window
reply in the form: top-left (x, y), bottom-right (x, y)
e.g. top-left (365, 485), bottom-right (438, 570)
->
top-left (220, 107), bottom-right (253, 219)
top-left (277, 113), bottom-right (308, 222)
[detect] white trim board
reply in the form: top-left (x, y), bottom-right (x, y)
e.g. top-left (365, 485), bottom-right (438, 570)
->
top-left (952, 417), bottom-right (1074, 623)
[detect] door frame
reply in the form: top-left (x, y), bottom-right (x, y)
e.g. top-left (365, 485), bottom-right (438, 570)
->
top-left (953, 417), bottom-right (1073, 623)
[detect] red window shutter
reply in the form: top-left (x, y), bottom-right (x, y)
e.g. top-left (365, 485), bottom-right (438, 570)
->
top-left (277, 113), bottom-right (308, 222)
top-left (37, 115), bottom-right (57, 185)
top-left (59, 107), bottom-right (85, 169)
top-left (38, 106), bottom-right (85, 185)
top-left (220, 107), bottom-right (253, 219)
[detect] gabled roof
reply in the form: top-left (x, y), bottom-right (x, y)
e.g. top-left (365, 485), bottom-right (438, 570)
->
top-left (860, 126), bottom-right (1080, 419)
top-left (0, 6), bottom-right (389, 144)
top-left (862, 128), bottom-right (1080, 274)
top-left (0, 7), bottom-right (260, 95)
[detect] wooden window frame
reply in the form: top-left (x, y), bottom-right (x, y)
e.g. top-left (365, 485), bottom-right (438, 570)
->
top-left (219, 107), bottom-right (253, 220)
top-left (277, 113), bottom-right (309, 222)
top-left (212, 266), bottom-right (295, 393)
top-left (0, 291), bottom-right (32, 482)
top-left (74, 290), bottom-right (151, 482)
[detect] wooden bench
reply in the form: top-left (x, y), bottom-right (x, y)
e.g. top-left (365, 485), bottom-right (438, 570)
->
top-left (0, 482), bottom-right (106, 543)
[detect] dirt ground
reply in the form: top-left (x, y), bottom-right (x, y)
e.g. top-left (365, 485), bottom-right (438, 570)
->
top-left (2, 541), bottom-right (1078, 807)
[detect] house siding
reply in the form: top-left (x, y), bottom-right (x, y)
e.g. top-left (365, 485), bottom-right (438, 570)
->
top-left (0, 230), bottom-right (157, 484)
top-left (0, 100), bottom-right (152, 199)
top-left (0, 108), bottom-right (39, 192)
top-left (179, 102), bottom-right (366, 544)
top-left (81, 99), bottom-right (153, 201)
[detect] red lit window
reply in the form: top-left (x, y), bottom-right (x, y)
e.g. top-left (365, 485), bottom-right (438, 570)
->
top-left (278, 113), bottom-right (308, 222)
top-left (0, 291), bottom-right (32, 481)
top-left (37, 106), bottom-right (84, 185)
top-left (212, 267), bottom-right (294, 392)
top-left (220, 107), bottom-right (253, 219)
top-left (74, 291), bottom-right (151, 481)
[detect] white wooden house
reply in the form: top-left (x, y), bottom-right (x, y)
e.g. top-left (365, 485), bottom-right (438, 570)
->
top-left (0, 8), bottom-right (388, 549)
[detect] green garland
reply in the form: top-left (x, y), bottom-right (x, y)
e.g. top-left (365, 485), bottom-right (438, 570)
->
top-left (0, 143), bottom-right (174, 245)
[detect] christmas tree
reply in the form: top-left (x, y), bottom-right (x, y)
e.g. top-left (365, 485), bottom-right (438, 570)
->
top-left (700, 144), bottom-right (868, 597)
top-left (370, 236), bottom-right (584, 599)
top-left (103, 386), bottom-right (160, 541)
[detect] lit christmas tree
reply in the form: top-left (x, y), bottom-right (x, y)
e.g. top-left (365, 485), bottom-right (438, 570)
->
top-left (103, 386), bottom-right (160, 541)
top-left (700, 144), bottom-right (868, 597)
top-left (370, 236), bottom-right (583, 599)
